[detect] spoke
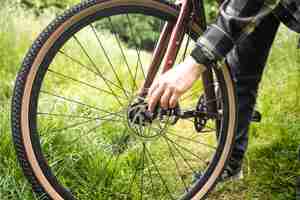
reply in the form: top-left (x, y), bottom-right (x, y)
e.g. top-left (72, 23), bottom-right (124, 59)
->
top-left (37, 113), bottom-right (104, 120)
top-left (98, 18), bottom-right (137, 92)
top-left (89, 24), bottom-right (131, 98)
top-left (146, 152), bottom-right (157, 199)
top-left (49, 159), bottom-right (70, 177)
top-left (166, 136), bottom-right (197, 174)
top-left (150, 126), bottom-right (196, 174)
top-left (180, 89), bottom-right (201, 102)
top-left (92, 127), bottom-right (130, 194)
top-left (162, 135), bottom-right (208, 164)
top-left (144, 146), bottom-right (174, 200)
top-left (133, 59), bottom-right (140, 89)
top-left (48, 119), bottom-right (97, 133)
top-left (59, 50), bottom-right (129, 105)
top-left (67, 119), bottom-right (118, 148)
top-left (40, 90), bottom-right (124, 117)
top-left (39, 114), bottom-right (121, 142)
top-left (180, 82), bottom-right (219, 102)
top-left (163, 136), bottom-right (189, 192)
top-left (37, 112), bottom-right (123, 122)
top-left (128, 146), bottom-right (144, 197)
top-left (107, 16), bottom-right (144, 94)
top-left (166, 130), bottom-right (217, 150)
top-left (145, 118), bottom-right (155, 139)
top-left (182, 119), bottom-right (217, 133)
top-left (47, 69), bottom-right (126, 101)
top-left (126, 14), bottom-right (146, 79)
top-left (181, 23), bottom-right (192, 62)
top-left (39, 111), bottom-right (124, 133)
top-left (59, 122), bottom-right (104, 149)
top-left (140, 143), bottom-right (146, 200)
top-left (59, 50), bottom-right (128, 92)
top-left (105, 128), bottom-right (130, 186)
top-left (58, 49), bottom-right (96, 74)
top-left (72, 35), bottom-right (128, 105)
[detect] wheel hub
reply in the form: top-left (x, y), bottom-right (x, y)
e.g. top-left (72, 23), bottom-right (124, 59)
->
top-left (127, 98), bottom-right (162, 139)
top-left (127, 100), bottom-right (153, 126)
top-left (127, 96), bottom-right (216, 138)
top-left (127, 97), bottom-right (181, 139)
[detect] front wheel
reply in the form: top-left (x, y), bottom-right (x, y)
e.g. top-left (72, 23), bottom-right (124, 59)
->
top-left (11, 0), bottom-right (237, 199)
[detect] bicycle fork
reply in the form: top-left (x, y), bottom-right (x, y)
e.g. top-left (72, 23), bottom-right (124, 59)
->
top-left (140, 0), bottom-right (191, 96)
top-left (140, 0), bottom-right (217, 115)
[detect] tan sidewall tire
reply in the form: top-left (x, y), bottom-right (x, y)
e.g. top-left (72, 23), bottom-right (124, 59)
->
top-left (19, 1), bottom-right (236, 199)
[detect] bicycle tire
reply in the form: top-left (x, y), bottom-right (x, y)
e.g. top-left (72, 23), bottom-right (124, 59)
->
top-left (11, 0), bottom-right (237, 199)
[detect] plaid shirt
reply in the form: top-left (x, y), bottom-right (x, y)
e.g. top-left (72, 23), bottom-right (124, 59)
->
top-left (191, 0), bottom-right (300, 65)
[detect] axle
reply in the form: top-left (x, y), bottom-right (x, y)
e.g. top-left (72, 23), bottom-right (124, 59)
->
top-left (127, 99), bottom-right (220, 127)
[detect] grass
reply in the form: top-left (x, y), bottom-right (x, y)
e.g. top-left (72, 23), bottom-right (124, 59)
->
top-left (0, 3), bottom-right (300, 200)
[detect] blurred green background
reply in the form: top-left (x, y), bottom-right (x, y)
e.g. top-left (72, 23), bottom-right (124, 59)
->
top-left (0, 0), bottom-right (300, 199)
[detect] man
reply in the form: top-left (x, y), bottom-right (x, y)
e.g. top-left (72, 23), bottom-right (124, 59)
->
top-left (147, 0), bottom-right (300, 180)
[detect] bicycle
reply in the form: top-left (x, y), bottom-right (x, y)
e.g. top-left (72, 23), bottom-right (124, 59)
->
top-left (11, 0), bottom-right (238, 199)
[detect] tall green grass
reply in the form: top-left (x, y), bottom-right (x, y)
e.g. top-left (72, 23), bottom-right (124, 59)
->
top-left (0, 4), bottom-right (47, 200)
top-left (0, 3), bottom-right (300, 200)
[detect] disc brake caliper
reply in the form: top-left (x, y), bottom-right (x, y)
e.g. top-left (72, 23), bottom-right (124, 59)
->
top-left (128, 98), bottom-right (180, 126)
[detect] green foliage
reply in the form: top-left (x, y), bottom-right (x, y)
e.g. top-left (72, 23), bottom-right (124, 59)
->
top-left (97, 0), bottom-right (219, 51)
top-left (20, 0), bottom-right (79, 9)
top-left (97, 15), bottom-right (161, 51)
top-left (2, 0), bottom-right (80, 15)
top-left (6, 0), bottom-right (219, 51)
top-left (204, 0), bottom-right (219, 21)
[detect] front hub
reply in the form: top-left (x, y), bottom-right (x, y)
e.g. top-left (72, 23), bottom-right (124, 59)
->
top-left (127, 98), bottom-right (162, 139)
top-left (127, 99), bottom-right (154, 126)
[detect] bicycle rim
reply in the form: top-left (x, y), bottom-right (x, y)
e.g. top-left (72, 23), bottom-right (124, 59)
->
top-left (12, 0), bottom-right (237, 199)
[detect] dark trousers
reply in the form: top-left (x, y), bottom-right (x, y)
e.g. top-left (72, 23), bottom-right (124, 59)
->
top-left (225, 13), bottom-right (280, 168)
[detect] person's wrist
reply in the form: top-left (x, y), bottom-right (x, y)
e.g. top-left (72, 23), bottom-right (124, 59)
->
top-left (187, 56), bottom-right (207, 75)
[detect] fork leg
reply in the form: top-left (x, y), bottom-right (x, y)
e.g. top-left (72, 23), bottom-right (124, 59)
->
top-left (202, 66), bottom-right (218, 114)
top-left (140, 22), bottom-right (174, 97)
top-left (140, 0), bottom-right (191, 97)
top-left (161, 0), bottom-right (191, 73)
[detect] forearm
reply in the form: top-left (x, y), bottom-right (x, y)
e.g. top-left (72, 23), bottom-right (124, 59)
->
top-left (191, 0), bottom-right (280, 64)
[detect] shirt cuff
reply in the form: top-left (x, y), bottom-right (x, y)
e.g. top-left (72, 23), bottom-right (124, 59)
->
top-left (190, 43), bottom-right (216, 66)
top-left (198, 25), bottom-right (235, 59)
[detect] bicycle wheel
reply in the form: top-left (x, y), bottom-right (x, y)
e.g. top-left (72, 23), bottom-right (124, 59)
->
top-left (11, 0), bottom-right (237, 199)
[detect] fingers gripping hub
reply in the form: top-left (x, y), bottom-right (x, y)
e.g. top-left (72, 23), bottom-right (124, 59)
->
top-left (127, 97), bottom-right (180, 127)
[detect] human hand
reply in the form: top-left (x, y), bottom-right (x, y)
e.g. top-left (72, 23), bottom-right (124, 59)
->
top-left (147, 56), bottom-right (206, 112)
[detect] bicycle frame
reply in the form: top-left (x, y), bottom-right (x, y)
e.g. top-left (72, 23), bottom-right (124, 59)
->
top-left (141, 0), bottom-right (204, 94)
top-left (141, 0), bottom-right (218, 113)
